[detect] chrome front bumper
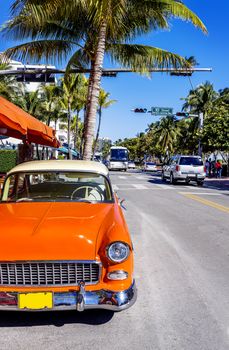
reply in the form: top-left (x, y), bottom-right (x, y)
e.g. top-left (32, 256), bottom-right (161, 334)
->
top-left (0, 281), bottom-right (137, 312)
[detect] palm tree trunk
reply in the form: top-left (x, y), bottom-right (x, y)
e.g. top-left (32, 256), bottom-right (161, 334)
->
top-left (80, 106), bottom-right (87, 158)
top-left (74, 112), bottom-right (79, 150)
top-left (68, 99), bottom-right (72, 160)
top-left (81, 60), bottom-right (95, 157)
top-left (92, 107), bottom-right (102, 159)
top-left (83, 21), bottom-right (107, 161)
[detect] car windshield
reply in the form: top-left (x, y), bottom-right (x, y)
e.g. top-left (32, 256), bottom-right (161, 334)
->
top-left (179, 157), bottom-right (203, 166)
top-left (1, 171), bottom-right (113, 203)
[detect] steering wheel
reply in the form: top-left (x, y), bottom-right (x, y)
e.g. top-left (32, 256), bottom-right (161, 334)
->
top-left (70, 186), bottom-right (104, 201)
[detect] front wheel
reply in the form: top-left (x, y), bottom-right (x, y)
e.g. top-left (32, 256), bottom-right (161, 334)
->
top-left (170, 173), bottom-right (176, 185)
top-left (161, 172), bottom-right (166, 182)
top-left (197, 181), bottom-right (204, 186)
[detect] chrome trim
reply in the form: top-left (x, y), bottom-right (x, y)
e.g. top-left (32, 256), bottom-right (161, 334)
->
top-left (0, 280), bottom-right (137, 312)
top-left (107, 270), bottom-right (128, 280)
top-left (0, 261), bottom-right (102, 287)
top-left (76, 281), bottom-right (86, 312)
top-left (106, 242), bottom-right (130, 263)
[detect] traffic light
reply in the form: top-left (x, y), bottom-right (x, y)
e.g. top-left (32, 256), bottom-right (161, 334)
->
top-left (134, 108), bottom-right (147, 113)
top-left (176, 112), bottom-right (189, 117)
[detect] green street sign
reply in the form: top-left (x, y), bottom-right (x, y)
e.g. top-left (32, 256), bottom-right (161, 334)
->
top-left (151, 107), bottom-right (173, 116)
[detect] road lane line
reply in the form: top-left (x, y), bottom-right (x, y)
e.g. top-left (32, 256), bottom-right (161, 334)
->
top-left (135, 176), bottom-right (146, 180)
top-left (182, 193), bottom-right (229, 214)
top-left (154, 184), bottom-right (175, 189)
top-left (179, 192), bottom-right (222, 196)
top-left (132, 184), bottom-right (148, 189)
top-left (118, 176), bottom-right (127, 179)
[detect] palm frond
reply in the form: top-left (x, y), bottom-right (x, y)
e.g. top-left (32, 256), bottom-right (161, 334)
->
top-left (65, 48), bottom-right (90, 75)
top-left (131, 0), bottom-right (207, 34)
top-left (107, 43), bottom-right (189, 71)
top-left (4, 40), bottom-right (74, 64)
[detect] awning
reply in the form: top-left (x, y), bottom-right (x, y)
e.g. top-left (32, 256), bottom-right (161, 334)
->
top-left (0, 96), bottom-right (59, 147)
top-left (58, 146), bottom-right (79, 157)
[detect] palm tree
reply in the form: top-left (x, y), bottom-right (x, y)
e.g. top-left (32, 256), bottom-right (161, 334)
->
top-left (182, 81), bottom-right (218, 118)
top-left (12, 85), bottom-right (44, 118)
top-left (154, 115), bottom-right (180, 156)
top-left (185, 56), bottom-right (199, 67)
top-left (92, 90), bottom-right (116, 159)
top-left (3, 0), bottom-right (207, 160)
top-left (0, 60), bottom-right (20, 100)
top-left (59, 73), bottom-right (86, 158)
top-left (39, 84), bottom-right (61, 125)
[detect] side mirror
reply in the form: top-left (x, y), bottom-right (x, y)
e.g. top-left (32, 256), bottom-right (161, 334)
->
top-left (119, 198), bottom-right (126, 210)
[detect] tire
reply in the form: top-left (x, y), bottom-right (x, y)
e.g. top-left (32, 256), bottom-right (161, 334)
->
top-left (161, 172), bottom-right (166, 182)
top-left (197, 181), bottom-right (204, 186)
top-left (170, 173), bottom-right (176, 185)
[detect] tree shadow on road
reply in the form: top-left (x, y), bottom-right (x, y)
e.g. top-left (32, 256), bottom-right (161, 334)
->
top-left (0, 309), bottom-right (114, 327)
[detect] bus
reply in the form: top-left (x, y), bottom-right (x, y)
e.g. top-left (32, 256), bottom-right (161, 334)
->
top-left (108, 146), bottom-right (129, 171)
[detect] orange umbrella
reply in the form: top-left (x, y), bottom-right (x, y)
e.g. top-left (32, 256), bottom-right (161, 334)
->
top-left (0, 96), bottom-right (60, 147)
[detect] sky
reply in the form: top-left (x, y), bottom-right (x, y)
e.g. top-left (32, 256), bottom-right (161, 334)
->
top-left (0, 0), bottom-right (229, 142)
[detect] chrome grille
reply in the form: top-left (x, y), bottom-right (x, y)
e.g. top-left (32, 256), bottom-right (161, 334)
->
top-left (0, 262), bottom-right (100, 286)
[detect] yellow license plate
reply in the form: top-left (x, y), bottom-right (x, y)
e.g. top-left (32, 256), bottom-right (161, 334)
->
top-left (18, 292), bottom-right (53, 310)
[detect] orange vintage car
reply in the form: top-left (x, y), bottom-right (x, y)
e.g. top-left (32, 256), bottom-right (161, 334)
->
top-left (0, 160), bottom-right (136, 311)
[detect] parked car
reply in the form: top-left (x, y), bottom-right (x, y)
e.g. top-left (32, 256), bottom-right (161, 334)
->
top-left (162, 155), bottom-right (206, 185)
top-left (142, 162), bottom-right (157, 172)
top-left (0, 160), bottom-right (136, 312)
top-left (128, 161), bottom-right (136, 169)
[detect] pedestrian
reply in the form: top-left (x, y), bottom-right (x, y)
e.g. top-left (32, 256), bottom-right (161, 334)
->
top-left (215, 160), bottom-right (222, 178)
top-left (211, 161), bottom-right (216, 177)
top-left (205, 159), bottom-right (210, 177)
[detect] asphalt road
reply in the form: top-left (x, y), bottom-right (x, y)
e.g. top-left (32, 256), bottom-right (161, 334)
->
top-left (1, 170), bottom-right (229, 350)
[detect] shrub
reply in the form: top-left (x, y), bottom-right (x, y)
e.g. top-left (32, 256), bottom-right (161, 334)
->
top-left (0, 150), bottom-right (17, 173)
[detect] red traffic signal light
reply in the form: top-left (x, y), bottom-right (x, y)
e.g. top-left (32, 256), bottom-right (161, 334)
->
top-left (176, 112), bottom-right (189, 117)
top-left (134, 108), bottom-right (147, 113)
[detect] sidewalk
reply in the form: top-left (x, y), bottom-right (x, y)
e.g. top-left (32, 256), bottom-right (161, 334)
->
top-left (204, 177), bottom-right (229, 190)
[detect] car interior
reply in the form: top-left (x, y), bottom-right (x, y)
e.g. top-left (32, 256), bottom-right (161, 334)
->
top-left (2, 172), bottom-right (113, 203)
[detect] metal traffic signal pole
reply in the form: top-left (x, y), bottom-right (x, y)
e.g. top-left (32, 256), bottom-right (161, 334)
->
top-left (0, 67), bottom-right (212, 77)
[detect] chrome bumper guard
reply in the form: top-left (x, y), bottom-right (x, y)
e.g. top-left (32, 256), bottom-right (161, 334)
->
top-left (0, 280), bottom-right (137, 312)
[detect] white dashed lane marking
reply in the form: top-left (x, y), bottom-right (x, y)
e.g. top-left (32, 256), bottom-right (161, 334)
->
top-left (132, 184), bottom-right (148, 190)
top-left (153, 184), bottom-right (174, 189)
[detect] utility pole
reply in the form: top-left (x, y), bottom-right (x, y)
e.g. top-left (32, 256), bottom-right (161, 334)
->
top-left (198, 112), bottom-right (204, 157)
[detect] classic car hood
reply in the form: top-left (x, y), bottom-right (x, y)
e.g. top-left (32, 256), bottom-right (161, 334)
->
top-left (0, 202), bottom-right (115, 261)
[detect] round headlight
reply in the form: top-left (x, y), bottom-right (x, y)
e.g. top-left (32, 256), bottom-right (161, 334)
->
top-left (107, 242), bottom-right (130, 263)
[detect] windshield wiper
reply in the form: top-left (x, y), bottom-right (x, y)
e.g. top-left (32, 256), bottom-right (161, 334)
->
top-left (74, 199), bottom-right (93, 203)
top-left (32, 195), bottom-right (52, 199)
